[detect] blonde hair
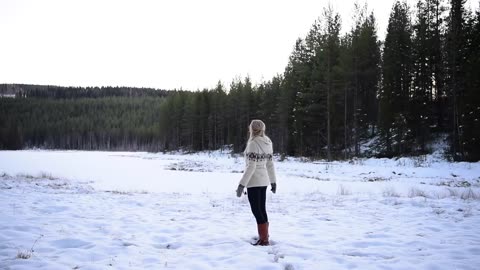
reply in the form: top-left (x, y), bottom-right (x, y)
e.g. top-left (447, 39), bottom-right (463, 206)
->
top-left (248, 119), bottom-right (266, 141)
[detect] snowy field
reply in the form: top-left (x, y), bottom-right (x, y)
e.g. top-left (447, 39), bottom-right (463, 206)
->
top-left (1, 150), bottom-right (479, 270)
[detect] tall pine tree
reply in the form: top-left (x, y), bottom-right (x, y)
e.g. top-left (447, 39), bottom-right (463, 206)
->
top-left (379, 1), bottom-right (413, 156)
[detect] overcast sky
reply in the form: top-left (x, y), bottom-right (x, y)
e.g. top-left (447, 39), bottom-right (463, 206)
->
top-left (0, 0), bottom-right (477, 90)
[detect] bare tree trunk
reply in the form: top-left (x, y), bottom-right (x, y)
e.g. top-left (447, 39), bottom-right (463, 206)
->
top-left (354, 56), bottom-right (360, 157)
top-left (327, 53), bottom-right (332, 161)
top-left (344, 84), bottom-right (348, 159)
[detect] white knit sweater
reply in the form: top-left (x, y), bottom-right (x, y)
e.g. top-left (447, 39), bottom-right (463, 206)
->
top-left (238, 136), bottom-right (277, 188)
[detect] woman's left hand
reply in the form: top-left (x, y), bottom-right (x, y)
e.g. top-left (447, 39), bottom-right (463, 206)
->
top-left (271, 183), bottom-right (277, 194)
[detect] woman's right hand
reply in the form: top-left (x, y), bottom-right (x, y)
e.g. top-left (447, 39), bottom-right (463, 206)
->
top-left (236, 184), bottom-right (245, 197)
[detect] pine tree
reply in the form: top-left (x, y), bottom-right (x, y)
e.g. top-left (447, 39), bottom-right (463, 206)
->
top-left (379, 1), bottom-right (413, 156)
top-left (338, 32), bottom-right (354, 159)
top-left (207, 81), bottom-right (227, 150)
top-left (349, 3), bottom-right (381, 156)
top-left (412, 0), bottom-right (434, 152)
top-left (428, 0), bottom-right (448, 132)
top-left (257, 76), bottom-right (281, 146)
top-left (280, 38), bottom-right (312, 156)
top-left (445, 0), bottom-right (470, 159)
top-left (323, 7), bottom-right (342, 160)
top-left (460, 8), bottom-right (480, 160)
top-left (306, 7), bottom-right (342, 159)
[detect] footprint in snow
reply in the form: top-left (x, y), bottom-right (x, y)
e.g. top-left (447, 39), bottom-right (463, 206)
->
top-left (153, 242), bottom-right (181, 249)
top-left (152, 235), bottom-right (181, 249)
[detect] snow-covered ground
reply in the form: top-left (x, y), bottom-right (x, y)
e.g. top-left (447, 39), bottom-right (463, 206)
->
top-left (0, 150), bottom-right (479, 270)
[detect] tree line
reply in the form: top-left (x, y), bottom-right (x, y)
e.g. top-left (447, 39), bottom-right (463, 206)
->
top-left (1, 0), bottom-right (479, 161)
top-left (0, 84), bottom-right (169, 99)
top-left (0, 96), bottom-right (167, 151)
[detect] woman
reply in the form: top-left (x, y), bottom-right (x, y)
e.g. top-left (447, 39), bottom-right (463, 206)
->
top-left (236, 119), bottom-right (277, 246)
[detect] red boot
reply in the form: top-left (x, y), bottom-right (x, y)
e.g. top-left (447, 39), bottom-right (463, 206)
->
top-left (253, 222), bottom-right (269, 246)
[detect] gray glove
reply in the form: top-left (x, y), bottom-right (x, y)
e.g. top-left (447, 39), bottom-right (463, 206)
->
top-left (236, 184), bottom-right (245, 197)
top-left (271, 183), bottom-right (277, 194)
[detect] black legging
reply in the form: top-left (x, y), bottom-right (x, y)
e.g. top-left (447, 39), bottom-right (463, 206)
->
top-left (247, 186), bottom-right (268, 224)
